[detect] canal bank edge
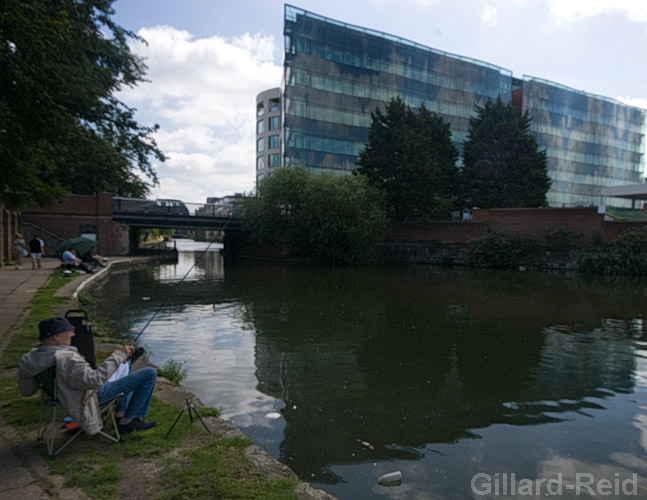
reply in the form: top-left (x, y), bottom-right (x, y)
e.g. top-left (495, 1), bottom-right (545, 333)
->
top-left (15, 257), bottom-right (338, 500)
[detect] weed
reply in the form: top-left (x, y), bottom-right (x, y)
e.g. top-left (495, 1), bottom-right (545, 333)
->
top-left (158, 359), bottom-right (188, 384)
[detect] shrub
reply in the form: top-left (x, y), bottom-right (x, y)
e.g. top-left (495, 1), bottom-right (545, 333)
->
top-left (578, 227), bottom-right (647, 275)
top-left (468, 232), bottom-right (538, 269)
top-left (159, 359), bottom-right (188, 384)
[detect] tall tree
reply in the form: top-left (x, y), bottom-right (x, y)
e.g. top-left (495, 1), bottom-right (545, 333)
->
top-left (461, 96), bottom-right (551, 208)
top-left (0, 0), bottom-right (164, 209)
top-left (355, 97), bottom-right (459, 221)
top-left (243, 168), bottom-right (387, 265)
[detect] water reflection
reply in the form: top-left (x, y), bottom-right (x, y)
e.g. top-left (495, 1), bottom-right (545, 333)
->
top-left (93, 243), bottom-right (647, 499)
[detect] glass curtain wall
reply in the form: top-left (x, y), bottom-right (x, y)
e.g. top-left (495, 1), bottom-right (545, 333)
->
top-left (522, 76), bottom-right (646, 207)
top-left (283, 4), bottom-right (512, 174)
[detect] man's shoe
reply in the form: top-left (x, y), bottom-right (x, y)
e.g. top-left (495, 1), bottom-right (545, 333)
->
top-left (118, 418), bottom-right (156, 433)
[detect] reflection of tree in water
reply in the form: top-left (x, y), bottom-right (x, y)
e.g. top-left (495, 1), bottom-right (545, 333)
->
top-left (227, 263), bottom-right (642, 481)
top-left (94, 259), bottom-right (645, 483)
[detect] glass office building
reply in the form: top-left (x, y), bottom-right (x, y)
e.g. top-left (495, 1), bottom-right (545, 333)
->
top-left (281, 4), bottom-right (511, 174)
top-left (256, 4), bottom-right (646, 207)
top-left (522, 77), bottom-right (645, 207)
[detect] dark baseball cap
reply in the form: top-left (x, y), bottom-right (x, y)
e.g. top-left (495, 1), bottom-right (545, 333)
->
top-left (38, 317), bottom-right (75, 340)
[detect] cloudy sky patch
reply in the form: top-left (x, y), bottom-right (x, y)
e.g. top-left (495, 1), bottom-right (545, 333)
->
top-left (113, 0), bottom-right (647, 202)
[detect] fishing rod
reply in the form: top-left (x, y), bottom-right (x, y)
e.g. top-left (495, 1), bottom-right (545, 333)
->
top-left (132, 240), bottom-right (217, 344)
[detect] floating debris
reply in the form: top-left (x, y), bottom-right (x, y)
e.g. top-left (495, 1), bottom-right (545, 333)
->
top-left (357, 438), bottom-right (374, 450)
top-left (142, 297), bottom-right (151, 301)
top-left (265, 412), bottom-right (281, 420)
top-left (377, 471), bottom-right (402, 486)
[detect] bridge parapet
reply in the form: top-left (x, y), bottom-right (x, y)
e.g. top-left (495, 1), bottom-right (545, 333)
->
top-left (112, 196), bottom-right (243, 231)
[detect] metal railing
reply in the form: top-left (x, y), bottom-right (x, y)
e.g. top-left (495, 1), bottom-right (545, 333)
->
top-left (112, 197), bottom-right (243, 218)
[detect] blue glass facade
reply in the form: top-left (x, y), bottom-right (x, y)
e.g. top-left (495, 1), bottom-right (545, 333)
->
top-left (522, 77), bottom-right (645, 207)
top-left (270, 5), bottom-right (646, 207)
top-left (282, 4), bottom-right (511, 173)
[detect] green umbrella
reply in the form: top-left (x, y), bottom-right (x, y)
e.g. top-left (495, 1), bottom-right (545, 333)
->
top-left (55, 237), bottom-right (97, 258)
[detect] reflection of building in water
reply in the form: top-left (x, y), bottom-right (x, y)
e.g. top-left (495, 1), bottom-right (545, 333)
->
top-left (199, 247), bottom-right (225, 278)
top-left (194, 195), bottom-right (243, 242)
top-left (252, 318), bottom-right (638, 480)
top-left (517, 322), bottom-right (636, 410)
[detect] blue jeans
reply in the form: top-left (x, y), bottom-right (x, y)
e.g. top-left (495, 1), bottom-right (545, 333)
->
top-left (97, 365), bottom-right (157, 419)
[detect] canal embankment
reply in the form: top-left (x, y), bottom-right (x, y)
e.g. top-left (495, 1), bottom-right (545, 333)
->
top-left (0, 256), bottom-right (337, 500)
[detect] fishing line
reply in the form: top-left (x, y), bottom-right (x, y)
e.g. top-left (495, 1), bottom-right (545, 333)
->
top-left (132, 240), bottom-right (217, 343)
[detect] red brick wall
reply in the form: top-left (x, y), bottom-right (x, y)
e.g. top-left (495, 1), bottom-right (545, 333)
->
top-left (383, 221), bottom-right (488, 244)
top-left (385, 207), bottom-right (647, 247)
top-left (22, 194), bottom-right (128, 256)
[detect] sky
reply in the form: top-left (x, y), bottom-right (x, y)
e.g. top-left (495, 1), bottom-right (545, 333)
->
top-left (111, 0), bottom-right (647, 203)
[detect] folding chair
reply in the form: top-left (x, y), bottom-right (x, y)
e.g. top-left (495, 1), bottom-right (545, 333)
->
top-left (35, 365), bottom-right (123, 456)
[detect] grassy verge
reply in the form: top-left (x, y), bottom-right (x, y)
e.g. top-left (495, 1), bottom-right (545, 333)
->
top-left (0, 270), bottom-right (300, 500)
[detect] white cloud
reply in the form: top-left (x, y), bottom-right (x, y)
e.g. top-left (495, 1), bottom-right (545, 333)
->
top-left (616, 96), bottom-right (647, 110)
top-left (544, 0), bottom-right (647, 25)
top-left (118, 26), bottom-right (282, 201)
top-left (481, 5), bottom-right (500, 26)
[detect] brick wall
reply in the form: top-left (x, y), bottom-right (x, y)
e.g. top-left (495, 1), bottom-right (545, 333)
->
top-left (385, 207), bottom-right (647, 247)
top-left (22, 193), bottom-right (128, 256)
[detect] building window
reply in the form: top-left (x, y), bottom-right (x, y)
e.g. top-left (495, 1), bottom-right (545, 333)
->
top-left (257, 138), bottom-right (264, 152)
top-left (257, 102), bottom-right (264, 116)
top-left (269, 116), bottom-right (279, 130)
top-left (268, 135), bottom-right (279, 149)
top-left (257, 173), bottom-right (264, 183)
top-left (269, 153), bottom-right (280, 168)
top-left (257, 120), bottom-right (264, 134)
top-left (257, 156), bottom-right (265, 170)
top-left (269, 98), bottom-right (280, 112)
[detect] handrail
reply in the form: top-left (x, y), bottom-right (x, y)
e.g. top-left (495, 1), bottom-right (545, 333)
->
top-left (22, 221), bottom-right (66, 243)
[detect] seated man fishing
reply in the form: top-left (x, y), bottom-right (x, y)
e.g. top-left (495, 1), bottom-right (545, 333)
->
top-left (61, 247), bottom-right (92, 274)
top-left (18, 317), bottom-right (157, 434)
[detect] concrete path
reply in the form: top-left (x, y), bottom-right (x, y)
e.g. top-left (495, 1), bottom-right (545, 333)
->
top-left (0, 258), bottom-right (91, 499)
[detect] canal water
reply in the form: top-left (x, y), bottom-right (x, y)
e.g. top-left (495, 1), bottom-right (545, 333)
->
top-left (92, 240), bottom-right (647, 499)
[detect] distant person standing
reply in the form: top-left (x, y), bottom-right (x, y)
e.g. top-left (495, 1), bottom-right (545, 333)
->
top-left (13, 233), bottom-right (26, 270)
top-left (29, 235), bottom-right (45, 270)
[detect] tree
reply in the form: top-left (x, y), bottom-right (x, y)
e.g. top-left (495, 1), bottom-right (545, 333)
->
top-left (355, 97), bottom-right (459, 221)
top-left (461, 96), bottom-right (550, 208)
top-left (242, 168), bottom-right (387, 265)
top-left (0, 0), bottom-right (164, 209)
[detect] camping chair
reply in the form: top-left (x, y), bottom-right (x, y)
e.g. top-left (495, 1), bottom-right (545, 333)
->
top-left (35, 365), bottom-right (123, 456)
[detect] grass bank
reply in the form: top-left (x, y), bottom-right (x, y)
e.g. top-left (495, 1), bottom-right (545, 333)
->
top-left (0, 269), bottom-right (301, 500)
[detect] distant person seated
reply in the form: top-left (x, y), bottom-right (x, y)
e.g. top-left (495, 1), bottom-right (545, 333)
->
top-left (82, 246), bottom-right (106, 267)
top-left (61, 248), bottom-right (92, 274)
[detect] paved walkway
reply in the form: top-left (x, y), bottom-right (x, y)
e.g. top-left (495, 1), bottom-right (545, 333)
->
top-left (0, 258), bottom-right (93, 499)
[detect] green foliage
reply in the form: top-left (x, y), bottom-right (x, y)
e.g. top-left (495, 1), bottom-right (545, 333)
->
top-left (543, 223), bottom-right (582, 249)
top-left (612, 226), bottom-right (647, 252)
top-left (356, 97), bottom-right (460, 221)
top-left (159, 359), bottom-right (188, 384)
top-left (468, 232), bottom-right (538, 269)
top-left (60, 459), bottom-right (121, 498)
top-left (461, 97), bottom-right (551, 208)
top-left (159, 439), bottom-right (299, 500)
top-left (0, 0), bottom-right (164, 209)
top-left (578, 227), bottom-right (647, 275)
top-left (243, 167), bottom-right (387, 265)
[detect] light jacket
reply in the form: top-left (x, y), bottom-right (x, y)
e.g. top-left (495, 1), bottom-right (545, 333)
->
top-left (18, 345), bottom-right (127, 435)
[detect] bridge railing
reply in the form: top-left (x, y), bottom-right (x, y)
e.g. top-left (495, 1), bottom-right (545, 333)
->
top-left (112, 197), bottom-right (243, 218)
